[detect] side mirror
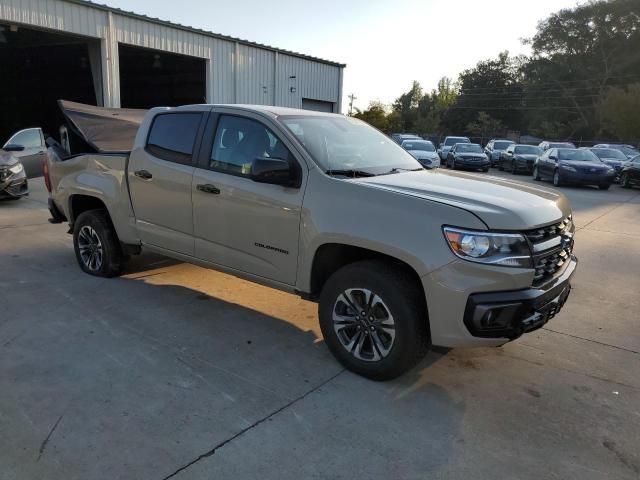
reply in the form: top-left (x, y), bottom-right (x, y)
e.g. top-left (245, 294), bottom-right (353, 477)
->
top-left (250, 157), bottom-right (300, 187)
top-left (549, 155), bottom-right (558, 161)
top-left (3, 144), bottom-right (25, 152)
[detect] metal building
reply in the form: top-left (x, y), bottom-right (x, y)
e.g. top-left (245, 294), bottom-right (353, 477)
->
top-left (0, 0), bottom-right (345, 142)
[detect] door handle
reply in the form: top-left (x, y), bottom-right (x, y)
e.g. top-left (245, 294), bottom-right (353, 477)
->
top-left (134, 169), bottom-right (153, 180)
top-left (197, 184), bottom-right (221, 194)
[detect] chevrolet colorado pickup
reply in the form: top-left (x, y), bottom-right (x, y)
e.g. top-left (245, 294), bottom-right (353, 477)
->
top-left (46, 101), bottom-right (577, 380)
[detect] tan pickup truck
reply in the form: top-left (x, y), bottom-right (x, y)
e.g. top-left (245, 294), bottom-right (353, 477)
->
top-left (45, 101), bottom-right (577, 380)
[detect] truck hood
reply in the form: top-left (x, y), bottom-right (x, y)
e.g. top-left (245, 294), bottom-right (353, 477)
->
top-left (357, 170), bottom-right (570, 230)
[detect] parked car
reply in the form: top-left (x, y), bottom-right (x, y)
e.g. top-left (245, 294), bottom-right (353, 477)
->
top-left (533, 148), bottom-right (615, 189)
top-left (438, 136), bottom-right (470, 161)
top-left (593, 143), bottom-right (640, 160)
top-left (585, 147), bottom-right (627, 181)
top-left (0, 150), bottom-right (28, 200)
top-left (499, 145), bottom-right (543, 174)
top-left (620, 155), bottom-right (640, 189)
top-left (2, 127), bottom-right (46, 178)
top-left (446, 143), bottom-right (490, 171)
top-left (539, 141), bottom-right (576, 151)
top-left (484, 139), bottom-right (515, 166)
top-left (46, 101), bottom-right (577, 380)
top-left (391, 133), bottom-right (422, 145)
top-left (400, 139), bottom-right (440, 168)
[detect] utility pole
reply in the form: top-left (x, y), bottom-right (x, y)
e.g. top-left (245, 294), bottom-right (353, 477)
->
top-left (348, 93), bottom-right (357, 116)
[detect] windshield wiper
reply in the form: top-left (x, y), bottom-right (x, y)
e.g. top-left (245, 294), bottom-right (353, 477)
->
top-left (381, 167), bottom-right (424, 175)
top-left (326, 169), bottom-right (376, 178)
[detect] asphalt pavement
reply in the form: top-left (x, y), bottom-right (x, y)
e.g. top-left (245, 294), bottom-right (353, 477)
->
top-left (1, 173), bottom-right (639, 480)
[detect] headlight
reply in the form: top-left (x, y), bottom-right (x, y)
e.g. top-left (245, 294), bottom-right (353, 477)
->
top-left (560, 164), bottom-right (576, 172)
top-left (9, 163), bottom-right (24, 174)
top-left (443, 227), bottom-right (532, 268)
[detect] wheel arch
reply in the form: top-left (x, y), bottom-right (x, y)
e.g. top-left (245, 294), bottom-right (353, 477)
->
top-left (306, 243), bottom-right (427, 309)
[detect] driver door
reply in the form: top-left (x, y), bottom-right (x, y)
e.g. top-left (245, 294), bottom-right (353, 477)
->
top-left (3, 128), bottom-right (46, 177)
top-left (191, 112), bottom-right (306, 285)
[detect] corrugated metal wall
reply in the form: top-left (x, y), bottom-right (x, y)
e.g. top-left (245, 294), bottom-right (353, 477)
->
top-left (0, 0), bottom-right (344, 110)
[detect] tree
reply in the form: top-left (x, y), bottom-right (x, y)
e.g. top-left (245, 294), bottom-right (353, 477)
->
top-left (523, 0), bottom-right (640, 137)
top-left (600, 84), bottom-right (640, 141)
top-left (442, 52), bottom-right (524, 134)
top-left (353, 101), bottom-right (390, 132)
top-left (466, 112), bottom-right (506, 143)
top-left (392, 81), bottom-right (424, 132)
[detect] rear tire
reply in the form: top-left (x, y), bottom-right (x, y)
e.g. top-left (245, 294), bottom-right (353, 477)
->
top-left (598, 183), bottom-right (610, 190)
top-left (73, 209), bottom-right (124, 277)
top-left (318, 260), bottom-right (430, 381)
top-left (482, 168), bottom-right (489, 172)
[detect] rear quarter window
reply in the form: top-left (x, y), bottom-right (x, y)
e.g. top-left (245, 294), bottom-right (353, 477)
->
top-left (146, 113), bottom-right (203, 164)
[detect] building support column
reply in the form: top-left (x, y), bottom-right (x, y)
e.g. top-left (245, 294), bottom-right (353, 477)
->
top-left (100, 11), bottom-right (120, 107)
top-left (337, 67), bottom-right (344, 114)
top-left (233, 41), bottom-right (239, 103)
top-left (273, 51), bottom-right (279, 106)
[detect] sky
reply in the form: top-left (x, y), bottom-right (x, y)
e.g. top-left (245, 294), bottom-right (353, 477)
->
top-left (102, 0), bottom-right (581, 112)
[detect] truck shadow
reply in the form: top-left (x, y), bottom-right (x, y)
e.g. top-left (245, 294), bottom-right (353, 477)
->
top-left (107, 253), bottom-right (464, 474)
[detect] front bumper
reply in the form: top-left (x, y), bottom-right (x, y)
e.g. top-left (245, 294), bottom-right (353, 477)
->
top-left (0, 175), bottom-right (29, 198)
top-left (464, 255), bottom-right (577, 339)
top-left (455, 158), bottom-right (490, 169)
top-left (559, 170), bottom-right (615, 185)
top-left (422, 254), bottom-right (577, 348)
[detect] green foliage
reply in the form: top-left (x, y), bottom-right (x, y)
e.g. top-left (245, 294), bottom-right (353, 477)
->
top-left (352, 101), bottom-right (390, 132)
top-left (600, 84), bottom-right (640, 140)
top-left (466, 112), bottom-right (506, 142)
top-left (353, 0), bottom-right (640, 142)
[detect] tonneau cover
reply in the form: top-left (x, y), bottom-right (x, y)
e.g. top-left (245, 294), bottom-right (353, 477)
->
top-left (58, 100), bottom-right (147, 153)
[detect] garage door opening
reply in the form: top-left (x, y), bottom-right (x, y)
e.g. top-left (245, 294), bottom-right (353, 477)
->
top-left (301, 98), bottom-right (335, 113)
top-left (0, 23), bottom-right (99, 145)
top-left (119, 44), bottom-right (207, 108)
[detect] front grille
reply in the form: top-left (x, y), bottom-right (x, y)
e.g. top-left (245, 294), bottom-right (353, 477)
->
top-left (524, 216), bottom-right (574, 285)
top-left (524, 216), bottom-right (571, 243)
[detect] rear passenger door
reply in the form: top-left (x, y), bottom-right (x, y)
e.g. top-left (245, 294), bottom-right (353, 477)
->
top-left (191, 111), bottom-right (306, 285)
top-left (128, 109), bottom-right (207, 255)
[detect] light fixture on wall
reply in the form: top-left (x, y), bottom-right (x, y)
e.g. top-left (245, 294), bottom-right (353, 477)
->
top-left (0, 27), bottom-right (7, 44)
top-left (152, 54), bottom-right (162, 69)
top-left (289, 87), bottom-right (296, 93)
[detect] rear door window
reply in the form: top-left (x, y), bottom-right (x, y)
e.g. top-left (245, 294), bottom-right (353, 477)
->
top-left (146, 113), bottom-right (203, 164)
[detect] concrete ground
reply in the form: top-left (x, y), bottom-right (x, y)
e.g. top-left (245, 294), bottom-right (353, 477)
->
top-left (1, 172), bottom-right (639, 480)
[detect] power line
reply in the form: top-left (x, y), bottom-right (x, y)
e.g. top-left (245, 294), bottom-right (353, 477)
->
top-left (455, 73), bottom-right (640, 93)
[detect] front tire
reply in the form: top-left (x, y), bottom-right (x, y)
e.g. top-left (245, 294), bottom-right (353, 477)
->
top-left (511, 160), bottom-right (517, 174)
top-left (318, 260), bottom-right (429, 381)
top-left (73, 209), bottom-right (124, 277)
top-left (533, 166), bottom-right (541, 181)
top-left (621, 173), bottom-right (631, 188)
top-left (598, 183), bottom-right (610, 190)
top-left (553, 170), bottom-right (562, 187)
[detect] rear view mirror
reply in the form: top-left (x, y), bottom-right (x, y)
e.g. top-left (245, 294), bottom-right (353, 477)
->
top-left (250, 157), bottom-right (300, 188)
top-left (3, 144), bottom-right (25, 152)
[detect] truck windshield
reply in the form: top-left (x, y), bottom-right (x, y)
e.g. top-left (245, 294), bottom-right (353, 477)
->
top-left (281, 116), bottom-right (422, 175)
